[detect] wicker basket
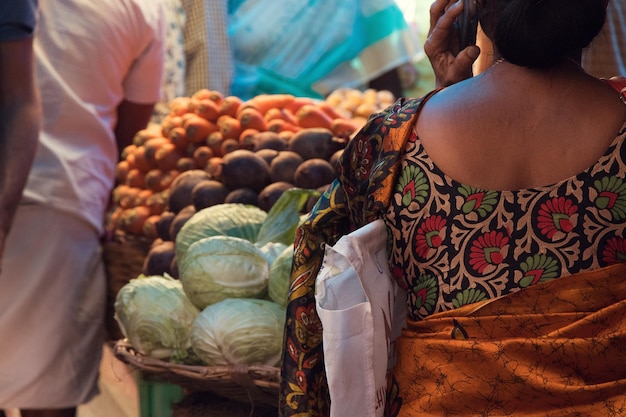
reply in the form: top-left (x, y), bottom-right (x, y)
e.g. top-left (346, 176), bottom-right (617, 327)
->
top-left (114, 339), bottom-right (280, 408)
top-left (102, 232), bottom-right (153, 340)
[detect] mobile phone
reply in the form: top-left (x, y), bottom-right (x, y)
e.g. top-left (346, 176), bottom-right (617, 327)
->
top-left (455, 0), bottom-right (479, 50)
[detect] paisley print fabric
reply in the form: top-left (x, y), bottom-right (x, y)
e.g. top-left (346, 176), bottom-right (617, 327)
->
top-left (279, 95), bottom-right (428, 417)
top-left (279, 83), bottom-right (626, 417)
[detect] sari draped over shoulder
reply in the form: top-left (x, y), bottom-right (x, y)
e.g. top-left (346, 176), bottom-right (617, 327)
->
top-left (278, 83), bottom-right (626, 416)
top-left (279, 96), bottom-right (426, 417)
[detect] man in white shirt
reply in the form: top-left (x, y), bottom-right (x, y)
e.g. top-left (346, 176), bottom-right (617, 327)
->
top-left (0, 1), bottom-right (165, 416)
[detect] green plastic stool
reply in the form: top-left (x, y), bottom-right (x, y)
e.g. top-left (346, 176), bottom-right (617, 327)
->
top-left (138, 373), bottom-right (184, 417)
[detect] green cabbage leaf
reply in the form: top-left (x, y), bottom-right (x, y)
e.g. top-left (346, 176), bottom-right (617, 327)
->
top-left (190, 298), bottom-right (285, 366)
top-left (114, 274), bottom-right (200, 362)
top-left (268, 244), bottom-right (294, 307)
top-left (255, 188), bottom-right (318, 246)
top-left (178, 235), bottom-right (270, 310)
top-left (175, 204), bottom-right (267, 261)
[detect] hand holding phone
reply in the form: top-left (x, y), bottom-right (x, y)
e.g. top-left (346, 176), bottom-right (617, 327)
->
top-left (425, 0), bottom-right (481, 86)
top-left (455, 0), bottom-right (479, 51)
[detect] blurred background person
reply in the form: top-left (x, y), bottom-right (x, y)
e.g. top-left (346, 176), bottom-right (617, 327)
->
top-left (227, 0), bottom-right (422, 100)
top-left (183, 0), bottom-right (233, 97)
top-left (0, 0), bottom-right (165, 416)
top-left (151, 0), bottom-right (186, 123)
top-left (151, 0), bottom-right (234, 123)
top-left (582, 0), bottom-right (626, 78)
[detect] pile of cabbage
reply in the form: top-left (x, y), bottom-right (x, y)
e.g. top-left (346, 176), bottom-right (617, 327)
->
top-left (114, 188), bottom-right (317, 367)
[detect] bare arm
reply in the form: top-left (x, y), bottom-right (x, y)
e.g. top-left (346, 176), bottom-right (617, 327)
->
top-left (0, 37), bottom-right (41, 272)
top-left (114, 99), bottom-right (155, 158)
top-left (424, 0), bottom-right (480, 88)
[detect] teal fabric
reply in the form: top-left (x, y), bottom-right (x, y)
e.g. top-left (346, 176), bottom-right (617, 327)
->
top-left (227, 0), bottom-right (412, 99)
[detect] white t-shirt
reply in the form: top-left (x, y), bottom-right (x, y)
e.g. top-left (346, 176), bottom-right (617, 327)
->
top-left (23, 0), bottom-right (165, 233)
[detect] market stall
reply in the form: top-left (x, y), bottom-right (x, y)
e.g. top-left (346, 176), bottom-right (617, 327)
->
top-left (103, 87), bottom-right (396, 416)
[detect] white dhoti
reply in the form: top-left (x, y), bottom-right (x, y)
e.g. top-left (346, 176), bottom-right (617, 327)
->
top-left (0, 204), bottom-right (105, 408)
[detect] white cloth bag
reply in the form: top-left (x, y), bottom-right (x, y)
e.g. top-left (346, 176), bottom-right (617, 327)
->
top-left (315, 219), bottom-right (407, 417)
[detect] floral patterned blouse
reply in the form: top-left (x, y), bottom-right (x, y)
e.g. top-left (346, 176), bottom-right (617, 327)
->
top-left (279, 83), bottom-right (626, 417)
top-left (387, 120), bottom-right (626, 322)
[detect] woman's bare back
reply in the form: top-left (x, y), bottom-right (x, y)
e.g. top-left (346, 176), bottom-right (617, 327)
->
top-left (415, 61), bottom-right (626, 191)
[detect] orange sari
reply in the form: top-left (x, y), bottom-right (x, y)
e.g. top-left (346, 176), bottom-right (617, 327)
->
top-left (389, 262), bottom-right (626, 416)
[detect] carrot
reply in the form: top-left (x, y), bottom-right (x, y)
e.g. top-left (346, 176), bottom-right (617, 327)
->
top-left (217, 115), bottom-right (243, 140)
top-left (267, 118), bottom-right (301, 134)
top-left (192, 88), bottom-right (224, 104)
top-left (117, 186), bottom-right (142, 209)
top-left (206, 131), bottom-right (224, 157)
top-left (168, 126), bottom-right (190, 151)
top-left (146, 192), bottom-right (168, 215)
top-left (220, 138), bottom-right (240, 156)
top-left (207, 90), bottom-right (224, 105)
top-left (155, 143), bottom-right (185, 171)
top-left (219, 96), bottom-right (244, 118)
top-left (191, 88), bottom-right (212, 101)
top-left (145, 168), bottom-right (164, 192)
top-left (317, 101), bottom-right (347, 120)
top-left (296, 104), bottom-right (334, 129)
top-left (168, 97), bottom-right (193, 117)
top-left (181, 110), bottom-right (199, 125)
top-left (206, 156), bottom-right (223, 178)
top-left (264, 107), bottom-right (299, 125)
top-left (142, 215), bottom-right (162, 239)
top-left (330, 118), bottom-right (359, 139)
top-left (286, 96), bottom-right (317, 115)
top-left (193, 145), bottom-right (214, 169)
top-left (132, 146), bottom-right (154, 172)
top-left (238, 107), bottom-right (268, 131)
top-left (125, 168), bottom-right (146, 188)
top-left (120, 144), bottom-right (137, 161)
top-left (185, 98), bottom-right (200, 115)
top-left (120, 206), bottom-right (152, 235)
top-left (115, 160), bottom-right (130, 185)
top-left (161, 115), bottom-right (183, 137)
top-left (176, 157), bottom-right (196, 172)
top-left (239, 94), bottom-right (296, 116)
top-left (159, 170), bottom-right (180, 190)
top-left (185, 116), bottom-right (219, 144)
top-left (124, 152), bottom-right (136, 171)
top-left (132, 125), bottom-right (162, 147)
top-left (108, 207), bottom-right (124, 230)
top-left (238, 128), bottom-right (259, 149)
top-left (143, 137), bottom-right (170, 167)
top-left (111, 185), bottom-right (131, 207)
top-left (137, 189), bottom-right (154, 206)
top-left (194, 98), bottom-right (221, 121)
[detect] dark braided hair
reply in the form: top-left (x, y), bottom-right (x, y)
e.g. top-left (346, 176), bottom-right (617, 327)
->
top-left (492, 0), bottom-right (606, 68)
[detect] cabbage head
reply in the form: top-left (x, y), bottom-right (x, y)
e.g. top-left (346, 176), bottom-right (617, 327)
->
top-left (190, 298), bottom-right (285, 366)
top-left (114, 274), bottom-right (200, 362)
top-left (256, 241), bottom-right (288, 266)
top-left (175, 203), bottom-right (267, 262)
top-left (178, 235), bottom-right (270, 310)
top-left (268, 244), bottom-right (294, 307)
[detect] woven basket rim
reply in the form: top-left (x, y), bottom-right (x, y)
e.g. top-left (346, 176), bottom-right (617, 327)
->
top-left (113, 339), bottom-right (281, 405)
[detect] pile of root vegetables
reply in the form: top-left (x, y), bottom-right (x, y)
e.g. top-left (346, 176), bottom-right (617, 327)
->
top-left (106, 88), bottom-right (395, 276)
